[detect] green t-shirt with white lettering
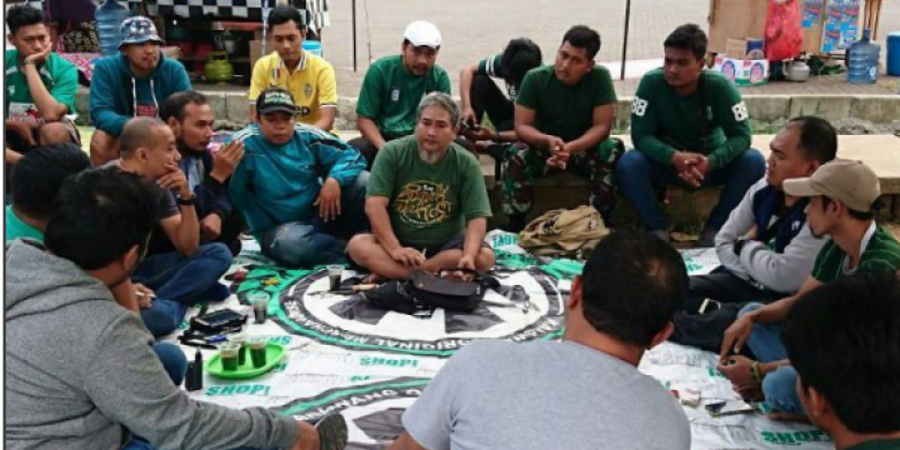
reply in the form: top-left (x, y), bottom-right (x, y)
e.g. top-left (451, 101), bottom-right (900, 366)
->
top-left (355, 55), bottom-right (451, 141)
top-left (515, 64), bottom-right (617, 142)
top-left (366, 135), bottom-right (492, 248)
top-left (631, 69), bottom-right (752, 170)
top-left (5, 49), bottom-right (78, 123)
top-left (811, 223), bottom-right (900, 284)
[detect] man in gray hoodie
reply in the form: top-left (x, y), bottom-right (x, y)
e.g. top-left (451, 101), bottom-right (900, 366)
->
top-left (5, 167), bottom-right (345, 450)
top-left (669, 116), bottom-right (837, 351)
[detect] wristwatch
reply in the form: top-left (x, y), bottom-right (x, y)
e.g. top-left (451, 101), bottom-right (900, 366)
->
top-left (733, 237), bottom-right (750, 256)
top-left (176, 195), bottom-right (195, 206)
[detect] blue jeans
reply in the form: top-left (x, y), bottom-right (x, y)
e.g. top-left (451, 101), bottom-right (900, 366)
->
top-left (738, 303), bottom-right (805, 416)
top-left (261, 173), bottom-right (370, 267)
top-left (141, 298), bottom-right (188, 337)
top-left (152, 342), bottom-right (187, 386)
top-left (616, 148), bottom-right (766, 231)
top-left (134, 243), bottom-right (233, 306)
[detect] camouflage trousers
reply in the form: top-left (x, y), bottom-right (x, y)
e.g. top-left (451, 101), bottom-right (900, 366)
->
top-left (500, 138), bottom-right (625, 221)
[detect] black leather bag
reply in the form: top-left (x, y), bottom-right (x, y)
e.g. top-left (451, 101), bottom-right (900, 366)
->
top-left (365, 269), bottom-right (499, 314)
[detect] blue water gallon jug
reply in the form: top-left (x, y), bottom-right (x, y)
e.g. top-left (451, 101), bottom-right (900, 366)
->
top-left (887, 32), bottom-right (900, 77)
top-left (303, 40), bottom-right (323, 58)
top-left (847, 28), bottom-right (881, 84)
top-left (96, 0), bottom-right (131, 56)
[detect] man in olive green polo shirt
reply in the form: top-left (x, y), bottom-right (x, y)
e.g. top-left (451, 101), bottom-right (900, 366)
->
top-left (5, 6), bottom-right (80, 172)
top-left (782, 274), bottom-right (900, 450)
top-left (718, 160), bottom-right (900, 422)
top-left (349, 20), bottom-right (451, 168)
top-left (502, 25), bottom-right (624, 232)
top-left (5, 143), bottom-right (91, 242)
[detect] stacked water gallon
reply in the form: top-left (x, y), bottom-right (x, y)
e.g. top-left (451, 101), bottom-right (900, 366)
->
top-left (847, 28), bottom-right (881, 85)
top-left (96, 0), bottom-right (132, 57)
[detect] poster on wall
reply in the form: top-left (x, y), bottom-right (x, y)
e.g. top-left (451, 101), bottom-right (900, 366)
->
top-left (822, 0), bottom-right (861, 53)
top-left (802, 0), bottom-right (824, 29)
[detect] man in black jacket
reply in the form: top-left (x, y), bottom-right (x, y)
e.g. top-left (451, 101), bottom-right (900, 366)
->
top-left (161, 91), bottom-right (245, 255)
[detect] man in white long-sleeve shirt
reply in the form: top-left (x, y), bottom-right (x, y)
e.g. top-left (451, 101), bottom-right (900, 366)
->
top-left (670, 117), bottom-right (836, 351)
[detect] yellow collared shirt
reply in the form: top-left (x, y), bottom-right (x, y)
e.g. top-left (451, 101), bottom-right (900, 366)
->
top-left (249, 50), bottom-right (337, 128)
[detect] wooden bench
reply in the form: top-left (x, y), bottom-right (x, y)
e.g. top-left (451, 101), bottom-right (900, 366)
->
top-left (333, 131), bottom-right (900, 222)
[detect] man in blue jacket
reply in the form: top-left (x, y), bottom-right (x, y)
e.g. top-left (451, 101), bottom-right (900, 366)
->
top-left (89, 16), bottom-right (191, 165)
top-left (161, 91), bottom-right (245, 256)
top-left (231, 87), bottom-right (369, 267)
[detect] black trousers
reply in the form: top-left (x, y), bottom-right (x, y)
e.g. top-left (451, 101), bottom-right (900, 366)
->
top-left (470, 73), bottom-right (514, 132)
top-left (670, 270), bottom-right (784, 353)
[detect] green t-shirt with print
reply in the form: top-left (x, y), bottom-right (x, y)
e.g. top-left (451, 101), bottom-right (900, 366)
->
top-left (631, 68), bottom-right (752, 170)
top-left (811, 223), bottom-right (900, 284)
top-left (5, 49), bottom-right (78, 123)
top-left (355, 55), bottom-right (451, 141)
top-left (366, 135), bottom-right (492, 248)
top-left (515, 64), bottom-right (617, 143)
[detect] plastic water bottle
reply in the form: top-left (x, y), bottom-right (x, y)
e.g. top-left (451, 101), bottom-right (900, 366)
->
top-left (96, 0), bottom-right (131, 56)
top-left (847, 29), bottom-right (880, 84)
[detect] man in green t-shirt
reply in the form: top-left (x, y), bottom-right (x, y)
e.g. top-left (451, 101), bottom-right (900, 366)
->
top-left (459, 38), bottom-right (543, 149)
top-left (618, 24), bottom-right (765, 247)
top-left (717, 160), bottom-right (900, 422)
top-left (5, 143), bottom-right (91, 242)
top-left (502, 25), bottom-right (624, 232)
top-left (347, 93), bottom-right (494, 281)
top-left (5, 6), bottom-right (81, 169)
top-left (349, 21), bottom-right (451, 168)
top-left (782, 274), bottom-right (900, 450)
top-left (616, 24), bottom-right (766, 247)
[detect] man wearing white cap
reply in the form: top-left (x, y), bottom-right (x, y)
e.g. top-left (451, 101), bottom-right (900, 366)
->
top-left (349, 20), bottom-right (451, 168)
top-left (717, 159), bottom-right (900, 422)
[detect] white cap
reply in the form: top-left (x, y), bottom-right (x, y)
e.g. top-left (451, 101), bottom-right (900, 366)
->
top-left (403, 20), bottom-right (442, 48)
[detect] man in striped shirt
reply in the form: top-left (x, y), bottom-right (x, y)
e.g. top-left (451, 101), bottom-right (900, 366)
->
top-left (718, 159), bottom-right (900, 422)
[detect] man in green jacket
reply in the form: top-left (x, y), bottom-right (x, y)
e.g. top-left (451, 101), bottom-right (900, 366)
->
top-left (617, 24), bottom-right (765, 246)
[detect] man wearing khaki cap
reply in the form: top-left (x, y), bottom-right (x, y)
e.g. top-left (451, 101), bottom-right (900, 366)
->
top-left (717, 159), bottom-right (900, 422)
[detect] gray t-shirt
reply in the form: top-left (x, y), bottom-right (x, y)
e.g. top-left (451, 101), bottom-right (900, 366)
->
top-left (403, 340), bottom-right (690, 450)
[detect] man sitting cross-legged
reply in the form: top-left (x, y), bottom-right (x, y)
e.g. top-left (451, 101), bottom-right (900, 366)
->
top-left (347, 92), bottom-right (495, 280)
top-left (385, 231), bottom-right (690, 450)
top-left (782, 273), bottom-right (900, 450)
top-left (230, 87), bottom-right (369, 267)
top-left (5, 167), bottom-right (347, 450)
top-left (111, 117), bottom-right (233, 335)
top-left (718, 159), bottom-right (900, 421)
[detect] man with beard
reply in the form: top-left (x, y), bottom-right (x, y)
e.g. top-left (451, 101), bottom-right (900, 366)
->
top-left (347, 92), bottom-right (494, 280)
top-left (161, 91), bottom-right (245, 256)
top-left (349, 20), bottom-right (451, 167)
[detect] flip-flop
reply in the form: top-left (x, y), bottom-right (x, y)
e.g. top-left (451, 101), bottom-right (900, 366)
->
top-left (315, 413), bottom-right (349, 450)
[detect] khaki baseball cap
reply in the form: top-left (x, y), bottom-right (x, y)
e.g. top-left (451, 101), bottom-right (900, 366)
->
top-left (783, 159), bottom-right (880, 212)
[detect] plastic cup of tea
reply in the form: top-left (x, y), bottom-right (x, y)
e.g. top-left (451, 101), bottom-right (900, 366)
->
top-left (248, 337), bottom-right (268, 368)
top-left (230, 334), bottom-right (248, 366)
top-left (218, 342), bottom-right (241, 371)
top-left (249, 291), bottom-right (270, 324)
top-left (327, 265), bottom-right (343, 291)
